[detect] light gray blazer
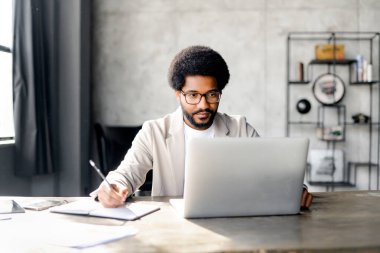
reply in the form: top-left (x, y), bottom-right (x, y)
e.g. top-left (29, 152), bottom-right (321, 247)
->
top-left (106, 107), bottom-right (259, 197)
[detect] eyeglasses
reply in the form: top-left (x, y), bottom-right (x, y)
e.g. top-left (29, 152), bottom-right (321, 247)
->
top-left (180, 90), bottom-right (221, 105)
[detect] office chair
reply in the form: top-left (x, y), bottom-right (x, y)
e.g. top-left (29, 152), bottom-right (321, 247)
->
top-left (94, 123), bottom-right (152, 195)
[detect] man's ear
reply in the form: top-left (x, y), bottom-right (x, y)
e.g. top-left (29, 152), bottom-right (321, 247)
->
top-left (175, 90), bottom-right (181, 101)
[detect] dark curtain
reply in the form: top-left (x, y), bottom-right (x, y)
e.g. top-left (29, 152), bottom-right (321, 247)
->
top-left (13, 0), bottom-right (57, 176)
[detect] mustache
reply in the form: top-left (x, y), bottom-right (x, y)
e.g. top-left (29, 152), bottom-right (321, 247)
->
top-left (192, 109), bottom-right (214, 116)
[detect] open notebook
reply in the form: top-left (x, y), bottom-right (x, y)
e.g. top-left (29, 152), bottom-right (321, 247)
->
top-left (50, 199), bottom-right (159, 221)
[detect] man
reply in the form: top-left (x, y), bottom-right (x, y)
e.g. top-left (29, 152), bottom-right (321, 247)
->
top-left (96, 45), bottom-right (313, 209)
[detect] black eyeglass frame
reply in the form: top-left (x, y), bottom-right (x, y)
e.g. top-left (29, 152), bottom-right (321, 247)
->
top-left (180, 90), bottom-right (222, 105)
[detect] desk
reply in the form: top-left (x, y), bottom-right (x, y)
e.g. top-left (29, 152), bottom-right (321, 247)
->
top-left (1, 191), bottom-right (380, 252)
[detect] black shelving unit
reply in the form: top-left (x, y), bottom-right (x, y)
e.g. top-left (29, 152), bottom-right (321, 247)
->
top-left (286, 31), bottom-right (380, 191)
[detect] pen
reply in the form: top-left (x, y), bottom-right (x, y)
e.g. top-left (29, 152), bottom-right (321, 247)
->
top-left (89, 160), bottom-right (112, 189)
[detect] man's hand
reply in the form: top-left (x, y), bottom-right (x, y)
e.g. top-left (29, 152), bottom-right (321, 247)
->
top-left (300, 185), bottom-right (313, 210)
top-left (97, 183), bottom-right (129, 208)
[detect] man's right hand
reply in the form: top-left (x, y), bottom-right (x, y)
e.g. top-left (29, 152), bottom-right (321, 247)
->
top-left (97, 183), bottom-right (129, 208)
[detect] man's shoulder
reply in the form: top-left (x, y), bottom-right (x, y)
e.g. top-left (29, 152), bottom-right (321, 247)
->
top-left (143, 109), bottom-right (178, 127)
top-left (216, 112), bottom-right (248, 124)
top-left (140, 109), bottom-right (180, 136)
top-left (215, 112), bottom-right (259, 137)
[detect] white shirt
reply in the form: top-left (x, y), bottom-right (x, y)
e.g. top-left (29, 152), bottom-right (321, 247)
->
top-left (183, 122), bottom-right (215, 188)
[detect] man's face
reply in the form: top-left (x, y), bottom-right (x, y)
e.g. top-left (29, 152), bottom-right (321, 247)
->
top-left (176, 75), bottom-right (220, 130)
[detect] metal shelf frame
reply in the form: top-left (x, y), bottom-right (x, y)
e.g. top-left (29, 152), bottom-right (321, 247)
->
top-left (286, 31), bottom-right (380, 190)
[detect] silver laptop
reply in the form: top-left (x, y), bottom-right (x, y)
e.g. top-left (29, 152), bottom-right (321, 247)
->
top-left (170, 137), bottom-right (309, 218)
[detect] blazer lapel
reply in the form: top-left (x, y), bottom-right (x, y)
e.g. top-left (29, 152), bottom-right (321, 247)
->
top-left (166, 107), bottom-right (185, 195)
top-left (214, 113), bottom-right (230, 137)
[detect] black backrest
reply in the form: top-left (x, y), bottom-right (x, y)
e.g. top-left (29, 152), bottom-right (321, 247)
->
top-left (94, 123), bottom-right (152, 192)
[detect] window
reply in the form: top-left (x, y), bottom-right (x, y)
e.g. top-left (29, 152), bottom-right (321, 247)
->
top-left (0, 0), bottom-right (14, 140)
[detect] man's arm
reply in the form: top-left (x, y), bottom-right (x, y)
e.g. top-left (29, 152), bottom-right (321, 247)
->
top-left (93, 122), bottom-right (154, 207)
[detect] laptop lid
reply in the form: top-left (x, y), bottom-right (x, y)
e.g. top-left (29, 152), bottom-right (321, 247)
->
top-left (179, 137), bottom-right (309, 218)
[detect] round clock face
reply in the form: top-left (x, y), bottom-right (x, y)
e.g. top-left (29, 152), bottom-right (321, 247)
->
top-left (312, 73), bottom-right (345, 105)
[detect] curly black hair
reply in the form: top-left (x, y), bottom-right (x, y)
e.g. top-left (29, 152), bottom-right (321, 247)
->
top-left (168, 45), bottom-right (230, 91)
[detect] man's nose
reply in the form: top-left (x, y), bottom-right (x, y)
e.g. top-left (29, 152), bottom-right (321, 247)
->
top-left (197, 95), bottom-right (210, 108)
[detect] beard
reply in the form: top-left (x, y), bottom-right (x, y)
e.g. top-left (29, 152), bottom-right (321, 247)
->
top-left (181, 106), bottom-right (217, 130)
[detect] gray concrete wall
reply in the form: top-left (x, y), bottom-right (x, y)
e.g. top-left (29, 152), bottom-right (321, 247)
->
top-left (92, 0), bottom-right (380, 191)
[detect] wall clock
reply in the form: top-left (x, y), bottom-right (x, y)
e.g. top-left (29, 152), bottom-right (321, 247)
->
top-left (312, 73), bottom-right (345, 105)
